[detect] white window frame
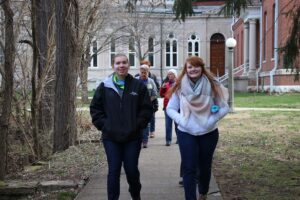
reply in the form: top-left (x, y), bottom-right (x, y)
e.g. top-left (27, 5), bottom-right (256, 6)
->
top-left (148, 37), bottom-right (155, 67)
top-left (110, 38), bottom-right (116, 67)
top-left (90, 40), bottom-right (98, 68)
top-left (165, 33), bottom-right (178, 68)
top-left (187, 34), bottom-right (200, 57)
top-left (129, 37), bottom-right (136, 68)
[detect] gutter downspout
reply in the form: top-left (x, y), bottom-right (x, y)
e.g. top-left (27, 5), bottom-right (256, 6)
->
top-left (270, 0), bottom-right (279, 93)
top-left (256, 3), bottom-right (263, 92)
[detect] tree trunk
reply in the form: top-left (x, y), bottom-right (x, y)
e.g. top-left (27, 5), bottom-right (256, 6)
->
top-left (53, 0), bottom-right (79, 152)
top-left (31, 0), bottom-right (40, 160)
top-left (80, 44), bottom-right (90, 104)
top-left (35, 0), bottom-right (55, 157)
top-left (0, 0), bottom-right (15, 180)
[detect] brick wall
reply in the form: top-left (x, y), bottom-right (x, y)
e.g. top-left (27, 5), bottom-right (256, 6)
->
top-left (261, 0), bottom-right (275, 72)
top-left (233, 19), bottom-right (244, 68)
top-left (278, 0), bottom-right (300, 70)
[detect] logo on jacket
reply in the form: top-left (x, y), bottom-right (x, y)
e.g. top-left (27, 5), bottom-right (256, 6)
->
top-left (130, 91), bottom-right (138, 96)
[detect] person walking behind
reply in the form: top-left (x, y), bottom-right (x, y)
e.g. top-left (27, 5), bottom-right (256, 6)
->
top-left (136, 63), bottom-right (158, 148)
top-left (138, 60), bottom-right (160, 138)
top-left (90, 54), bottom-right (153, 200)
top-left (166, 56), bottom-right (230, 200)
top-left (160, 69), bottom-right (177, 146)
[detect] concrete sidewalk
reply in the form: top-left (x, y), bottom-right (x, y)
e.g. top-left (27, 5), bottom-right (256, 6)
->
top-left (75, 101), bottom-right (223, 200)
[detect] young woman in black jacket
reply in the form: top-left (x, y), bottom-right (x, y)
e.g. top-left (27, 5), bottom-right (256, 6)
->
top-left (90, 54), bottom-right (153, 200)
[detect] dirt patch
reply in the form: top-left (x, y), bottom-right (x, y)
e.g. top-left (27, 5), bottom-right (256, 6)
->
top-left (4, 138), bottom-right (106, 199)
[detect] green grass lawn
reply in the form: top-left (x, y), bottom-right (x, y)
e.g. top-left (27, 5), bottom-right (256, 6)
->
top-left (77, 91), bottom-right (300, 108)
top-left (235, 92), bottom-right (300, 108)
top-left (214, 111), bottom-right (300, 200)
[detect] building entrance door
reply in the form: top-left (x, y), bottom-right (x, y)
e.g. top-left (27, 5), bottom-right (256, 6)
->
top-left (210, 33), bottom-right (225, 77)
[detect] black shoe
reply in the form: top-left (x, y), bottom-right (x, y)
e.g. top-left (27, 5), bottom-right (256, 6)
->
top-left (131, 196), bottom-right (141, 200)
top-left (166, 141), bottom-right (171, 146)
top-left (179, 180), bottom-right (183, 186)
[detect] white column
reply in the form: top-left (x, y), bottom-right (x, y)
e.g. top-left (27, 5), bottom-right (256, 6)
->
top-left (248, 19), bottom-right (257, 79)
top-left (243, 22), bottom-right (249, 75)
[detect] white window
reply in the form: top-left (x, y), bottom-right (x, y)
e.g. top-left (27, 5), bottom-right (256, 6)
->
top-left (148, 37), bottom-right (155, 67)
top-left (166, 33), bottom-right (177, 67)
top-left (92, 41), bottom-right (98, 67)
top-left (188, 34), bottom-right (200, 57)
top-left (129, 37), bottom-right (136, 67)
top-left (110, 38), bottom-right (116, 66)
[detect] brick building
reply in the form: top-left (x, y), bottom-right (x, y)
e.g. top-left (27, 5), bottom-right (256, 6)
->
top-left (232, 0), bottom-right (300, 92)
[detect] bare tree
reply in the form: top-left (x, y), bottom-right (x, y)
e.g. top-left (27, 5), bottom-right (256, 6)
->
top-left (76, 0), bottom-right (128, 103)
top-left (53, 0), bottom-right (80, 152)
top-left (30, 0), bottom-right (55, 159)
top-left (78, 0), bottom-right (109, 103)
top-left (0, 0), bottom-right (15, 180)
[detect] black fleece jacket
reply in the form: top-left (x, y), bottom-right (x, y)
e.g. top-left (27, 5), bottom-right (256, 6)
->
top-left (90, 74), bottom-right (153, 143)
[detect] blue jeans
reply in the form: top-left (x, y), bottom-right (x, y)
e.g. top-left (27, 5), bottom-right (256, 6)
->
top-left (102, 139), bottom-right (142, 200)
top-left (149, 113), bottom-right (155, 133)
top-left (164, 110), bottom-right (178, 142)
top-left (142, 123), bottom-right (150, 142)
top-left (177, 129), bottom-right (219, 200)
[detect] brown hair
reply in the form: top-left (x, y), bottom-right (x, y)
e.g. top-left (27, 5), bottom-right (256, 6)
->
top-left (140, 60), bottom-right (151, 67)
top-left (167, 56), bottom-right (218, 98)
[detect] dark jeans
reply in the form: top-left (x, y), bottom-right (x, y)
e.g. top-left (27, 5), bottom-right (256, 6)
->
top-left (102, 139), bottom-right (142, 200)
top-left (177, 129), bottom-right (219, 200)
top-left (149, 113), bottom-right (155, 133)
top-left (164, 110), bottom-right (178, 142)
top-left (142, 123), bottom-right (150, 143)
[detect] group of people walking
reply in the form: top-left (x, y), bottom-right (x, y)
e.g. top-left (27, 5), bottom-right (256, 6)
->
top-left (90, 54), bottom-right (230, 200)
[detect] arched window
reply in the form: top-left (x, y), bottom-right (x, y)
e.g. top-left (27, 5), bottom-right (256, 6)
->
top-left (148, 37), bottom-right (155, 67)
top-left (166, 33), bottom-right (177, 67)
top-left (129, 37), bottom-right (135, 67)
top-left (110, 38), bottom-right (116, 66)
top-left (187, 34), bottom-right (200, 56)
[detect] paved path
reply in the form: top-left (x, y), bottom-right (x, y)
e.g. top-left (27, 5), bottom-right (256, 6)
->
top-left (75, 101), bottom-right (223, 200)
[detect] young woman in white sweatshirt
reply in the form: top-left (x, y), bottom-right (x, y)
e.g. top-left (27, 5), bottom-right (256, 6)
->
top-left (166, 56), bottom-right (229, 200)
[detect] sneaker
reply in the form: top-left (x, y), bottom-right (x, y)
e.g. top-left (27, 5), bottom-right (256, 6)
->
top-left (149, 132), bottom-right (155, 138)
top-left (166, 141), bottom-right (171, 146)
top-left (142, 141), bottom-right (148, 148)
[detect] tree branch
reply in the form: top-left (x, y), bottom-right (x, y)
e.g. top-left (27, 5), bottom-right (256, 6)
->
top-left (19, 40), bottom-right (34, 48)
